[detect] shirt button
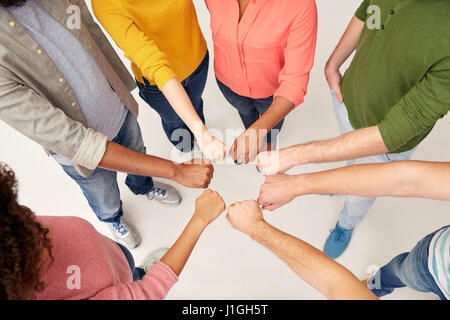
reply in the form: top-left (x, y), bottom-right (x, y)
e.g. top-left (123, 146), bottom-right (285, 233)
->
top-left (71, 102), bottom-right (76, 107)
top-left (390, 9), bottom-right (395, 15)
top-left (58, 77), bottom-right (64, 83)
top-left (37, 49), bottom-right (43, 55)
top-left (9, 21), bottom-right (16, 27)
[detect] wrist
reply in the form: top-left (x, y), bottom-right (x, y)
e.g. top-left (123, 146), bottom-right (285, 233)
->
top-left (191, 214), bottom-right (210, 230)
top-left (249, 220), bottom-right (270, 241)
top-left (194, 126), bottom-right (210, 143)
top-left (325, 58), bottom-right (341, 72)
top-left (293, 174), bottom-right (314, 197)
top-left (169, 162), bottom-right (182, 181)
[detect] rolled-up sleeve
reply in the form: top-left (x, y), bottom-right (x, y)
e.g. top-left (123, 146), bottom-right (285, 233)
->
top-left (0, 74), bottom-right (107, 170)
top-left (273, 0), bottom-right (317, 107)
top-left (92, 1), bottom-right (177, 89)
top-left (378, 58), bottom-right (450, 152)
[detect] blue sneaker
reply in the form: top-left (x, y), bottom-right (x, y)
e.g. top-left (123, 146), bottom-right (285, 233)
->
top-left (323, 223), bottom-right (354, 259)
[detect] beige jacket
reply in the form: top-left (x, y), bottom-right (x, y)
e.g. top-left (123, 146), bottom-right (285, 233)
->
top-left (0, 0), bottom-right (138, 177)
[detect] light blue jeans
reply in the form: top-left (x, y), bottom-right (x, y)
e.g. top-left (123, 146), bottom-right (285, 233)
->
top-left (61, 111), bottom-right (154, 223)
top-left (331, 90), bottom-right (417, 230)
top-left (368, 226), bottom-right (448, 300)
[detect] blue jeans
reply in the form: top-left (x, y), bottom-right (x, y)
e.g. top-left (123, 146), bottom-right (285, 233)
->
top-left (137, 52), bottom-right (209, 152)
top-left (61, 111), bottom-right (154, 223)
top-left (216, 79), bottom-right (284, 144)
top-left (331, 90), bottom-right (417, 229)
top-left (368, 226), bottom-right (448, 300)
top-left (116, 242), bottom-right (146, 282)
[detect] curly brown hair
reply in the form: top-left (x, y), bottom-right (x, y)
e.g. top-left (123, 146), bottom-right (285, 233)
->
top-left (0, 163), bottom-right (52, 300)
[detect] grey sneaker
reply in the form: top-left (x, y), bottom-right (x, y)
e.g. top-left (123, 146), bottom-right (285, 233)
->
top-left (108, 218), bottom-right (142, 249)
top-left (147, 181), bottom-right (182, 207)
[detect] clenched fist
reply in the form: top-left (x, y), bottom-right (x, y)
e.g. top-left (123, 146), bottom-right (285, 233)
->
top-left (198, 132), bottom-right (228, 162)
top-left (258, 174), bottom-right (300, 211)
top-left (256, 147), bottom-right (300, 176)
top-left (226, 200), bottom-right (265, 237)
top-left (229, 129), bottom-right (264, 164)
top-left (174, 159), bottom-right (214, 188)
top-left (193, 189), bottom-right (226, 226)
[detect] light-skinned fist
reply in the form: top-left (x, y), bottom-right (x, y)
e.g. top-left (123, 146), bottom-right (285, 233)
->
top-left (194, 189), bottom-right (226, 226)
top-left (226, 200), bottom-right (266, 237)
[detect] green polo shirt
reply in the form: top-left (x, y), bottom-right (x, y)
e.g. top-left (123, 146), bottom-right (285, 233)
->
top-left (341, 0), bottom-right (450, 153)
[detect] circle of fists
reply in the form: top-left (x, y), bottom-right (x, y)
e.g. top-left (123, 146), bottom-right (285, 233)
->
top-left (194, 189), bottom-right (267, 237)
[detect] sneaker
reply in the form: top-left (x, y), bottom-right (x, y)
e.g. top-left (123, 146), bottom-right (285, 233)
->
top-left (108, 218), bottom-right (142, 249)
top-left (139, 247), bottom-right (169, 273)
top-left (323, 222), bottom-right (354, 259)
top-left (147, 181), bottom-right (182, 207)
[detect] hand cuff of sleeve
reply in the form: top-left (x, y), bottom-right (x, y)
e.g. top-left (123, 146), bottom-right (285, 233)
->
top-left (71, 128), bottom-right (108, 170)
top-left (152, 66), bottom-right (178, 90)
top-left (274, 84), bottom-right (305, 107)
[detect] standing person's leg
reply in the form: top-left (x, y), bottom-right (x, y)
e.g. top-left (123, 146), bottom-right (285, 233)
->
top-left (253, 97), bottom-right (285, 149)
top-left (368, 228), bottom-right (447, 300)
top-left (116, 242), bottom-right (146, 281)
top-left (324, 90), bottom-right (417, 258)
top-left (61, 164), bottom-right (141, 249)
top-left (116, 110), bottom-right (182, 207)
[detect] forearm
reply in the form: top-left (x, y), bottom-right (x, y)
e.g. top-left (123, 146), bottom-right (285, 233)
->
top-left (290, 126), bottom-right (388, 165)
top-left (251, 222), bottom-right (376, 300)
top-left (326, 16), bottom-right (364, 69)
top-left (250, 96), bottom-right (295, 132)
top-left (161, 78), bottom-right (207, 138)
top-left (99, 141), bottom-right (177, 179)
top-left (296, 161), bottom-right (450, 200)
top-left (160, 216), bottom-right (208, 276)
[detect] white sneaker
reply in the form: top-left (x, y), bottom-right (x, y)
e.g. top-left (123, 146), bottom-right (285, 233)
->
top-left (147, 181), bottom-right (182, 207)
top-left (108, 218), bottom-right (142, 249)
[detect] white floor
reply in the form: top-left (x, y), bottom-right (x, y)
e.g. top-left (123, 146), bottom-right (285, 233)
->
top-left (1, 1), bottom-right (449, 300)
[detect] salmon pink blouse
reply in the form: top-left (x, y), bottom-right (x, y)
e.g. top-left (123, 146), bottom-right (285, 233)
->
top-left (205, 0), bottom-right (317, 106)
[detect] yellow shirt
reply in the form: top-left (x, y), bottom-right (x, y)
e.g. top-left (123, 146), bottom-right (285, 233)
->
top-left (92, 0), bottom-right (207, 88)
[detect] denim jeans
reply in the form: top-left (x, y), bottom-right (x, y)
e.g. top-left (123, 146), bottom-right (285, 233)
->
top-left (368, 226), bottom-right (448, 300)
top-left (61, 110), bottom-right (154, 223)
top-left (216, 78), bottom-right (284, 144)
top-left (136, 52), bottom-right (209, 152)
top-left (116, 242), bottom-right (146, 282)
top-left (331, 90), bottom-right (417, 230)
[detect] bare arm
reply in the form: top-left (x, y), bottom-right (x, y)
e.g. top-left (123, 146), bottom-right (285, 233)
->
top-left (161, 79), bottom-right (227, 161)
top-left (257, 125), bottom-right (388, 175)
top-left (299, 161), bottom-right (450, 200)
top-left (227, 201), bottom-right (377, 300)
top-left (325, 16), bottom-right (365, 102)
top-left (99, 141), bottom-right (213, 189)
top-left (160, 189), bottom-right (226, 276)
top-left (258, 161), bottom-right (450, 211)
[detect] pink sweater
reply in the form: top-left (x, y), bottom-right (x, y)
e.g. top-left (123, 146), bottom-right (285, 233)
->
top-left (35, 216), bottom-right (178, 300)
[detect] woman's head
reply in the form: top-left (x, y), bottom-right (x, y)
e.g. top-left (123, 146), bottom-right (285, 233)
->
top-left (0, 163), bottom-right (52, 300)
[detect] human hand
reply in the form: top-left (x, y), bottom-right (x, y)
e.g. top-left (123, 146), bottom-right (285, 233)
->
top-left (174, 159), bottom-right (214, 188)
top-left (226, 200), bottom-right (266, 237)
top-left (198, 132), bottom-right (227, 162)
top-left (256, 146), bottom-right (301, 175)
top-left (193, 189), bottom-right (226, 226)
top-left (258, 174), bottom-right (301, 211)
top-left (325, 62), bottom-right (343, 103)
top-left (229, 129), bottom-right (263, 164)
